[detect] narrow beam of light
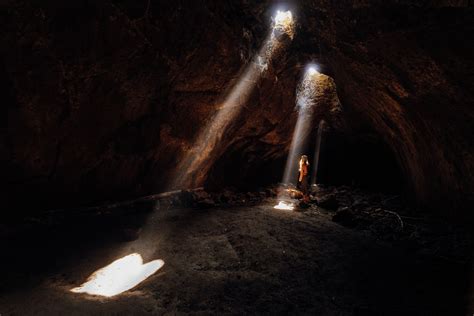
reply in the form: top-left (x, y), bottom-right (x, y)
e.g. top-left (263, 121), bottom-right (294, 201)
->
top-left (281, 111), bottom-right (313, 184)
top-left (169, 11), bottom-right (295, 190)
top-left (311, 120), bottom-right (326, 185)
top-left (70, 253), bottom-right (164, 297)
top-left (281, 66), bottom-right (321, 186)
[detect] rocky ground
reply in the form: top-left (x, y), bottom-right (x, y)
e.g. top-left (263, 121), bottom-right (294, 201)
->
top-left (0, 186), bottom-right (472, 315)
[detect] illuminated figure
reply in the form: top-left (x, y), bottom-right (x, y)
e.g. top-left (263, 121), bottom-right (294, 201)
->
top-left (298, 155), bottom-right (309, 199)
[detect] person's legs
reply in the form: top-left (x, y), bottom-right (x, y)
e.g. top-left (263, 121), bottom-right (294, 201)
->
top-left (301, 176), bottom-right (310, 202)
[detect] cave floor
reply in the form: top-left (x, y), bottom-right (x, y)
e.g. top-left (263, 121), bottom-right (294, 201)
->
top-left (0, 201), bottom-right (472, 315)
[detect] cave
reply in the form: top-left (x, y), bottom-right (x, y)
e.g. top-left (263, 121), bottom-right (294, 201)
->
top-left (1, 1), bottom-right (473, 314)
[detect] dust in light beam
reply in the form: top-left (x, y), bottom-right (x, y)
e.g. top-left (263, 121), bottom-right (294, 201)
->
top-left (169, 10), bottom-right (295, 190)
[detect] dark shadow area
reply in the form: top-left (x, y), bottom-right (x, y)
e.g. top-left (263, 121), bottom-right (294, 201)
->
top-left (205, 141), bottom-right (287, 191)
top-left (0, 202), bottom-right (153, 294)
top-left (205, 123), bottom-right (405, 198)
top-left (318, 130), bottom-right (405, 194)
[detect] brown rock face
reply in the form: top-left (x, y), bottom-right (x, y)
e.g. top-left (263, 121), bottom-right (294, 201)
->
top-left (1, 1), bottom-right (473, 216)
top-left (317, 1), bottom-right (474, 212)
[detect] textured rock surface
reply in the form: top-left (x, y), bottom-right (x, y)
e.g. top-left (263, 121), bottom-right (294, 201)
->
top-left (1, 1), bottom-right (473, 215)
top-left (1, 202), bottom-right (471, 314)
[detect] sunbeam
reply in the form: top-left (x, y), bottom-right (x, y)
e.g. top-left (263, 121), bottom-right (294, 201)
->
top-left (281, 65), bottom-right (321, 185)
top-left (169, 11), bottom-right (295, 190)
top-left (275, 64), bottom-right (322, 208)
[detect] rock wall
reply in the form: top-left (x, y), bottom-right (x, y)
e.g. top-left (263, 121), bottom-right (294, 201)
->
top-left (1, 0), bottom-right (473, 215)
top-left (314, 0), bottom-right (474, 211)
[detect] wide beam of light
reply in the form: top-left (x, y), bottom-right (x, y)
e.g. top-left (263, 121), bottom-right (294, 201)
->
top-left (71, 253), bottom-right (164, 297)
top-left (170, 11), bottom-right (295, 190)
top-left (170, 59), bottom-right (265, 189)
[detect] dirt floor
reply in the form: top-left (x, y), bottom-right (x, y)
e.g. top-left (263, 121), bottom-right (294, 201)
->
top-left (0, 198), bottom-right (472, 315)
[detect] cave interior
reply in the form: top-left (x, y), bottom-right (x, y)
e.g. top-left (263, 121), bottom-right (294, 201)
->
top-left (1, 1), bottom-right (473, 315)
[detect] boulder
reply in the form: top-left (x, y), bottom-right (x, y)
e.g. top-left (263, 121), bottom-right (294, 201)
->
top-left (317, 194), bottom-right (339, 210)
top-left (197, 198), bottom-right (216, 208)
top-left (332, 207), bottom-right (357, 227)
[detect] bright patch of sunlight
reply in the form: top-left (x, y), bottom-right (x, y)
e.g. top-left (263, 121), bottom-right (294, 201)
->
top-left (274, 201), bottom-right (295, 211)
top-left (71, 253), bottom-right (164, 297)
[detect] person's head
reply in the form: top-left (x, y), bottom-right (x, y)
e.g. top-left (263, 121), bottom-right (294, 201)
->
top-left (300, 155), bottom-right (309, 164)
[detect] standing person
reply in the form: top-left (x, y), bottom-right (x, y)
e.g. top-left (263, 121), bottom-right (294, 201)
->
top-left (298, 155), bottom-right (310, 201)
